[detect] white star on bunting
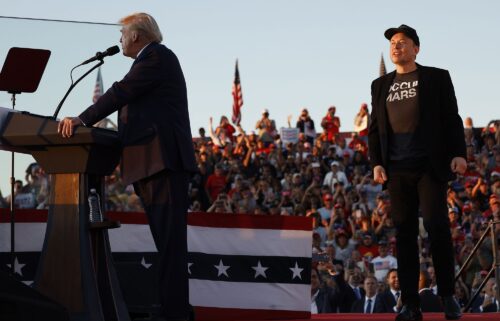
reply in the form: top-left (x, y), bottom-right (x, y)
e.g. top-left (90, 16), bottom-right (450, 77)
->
top-left (141, 257), bottom-right (152, 269)
top-left (188, 263), bottom-right (193, 274)
top-left (7, 257), bottom-right (25, 276)
top-left (289, 261), bottom-right (303, 280)
top-left (251, 260), bottom-right (269, 279)
top-left (214, 259), bottom-right (230, 277)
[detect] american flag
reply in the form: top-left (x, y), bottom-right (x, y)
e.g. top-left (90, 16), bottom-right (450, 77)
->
top-left (231, 60), bottom-right (243, 125)
top-left (92, 67), bottom-right (103, 103)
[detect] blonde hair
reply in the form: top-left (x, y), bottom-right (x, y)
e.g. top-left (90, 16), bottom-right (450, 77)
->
top-left (119, 12), bottom-right (163, 43)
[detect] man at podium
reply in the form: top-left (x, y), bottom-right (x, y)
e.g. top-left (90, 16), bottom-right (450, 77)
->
top-left (58, 12), bottom-right (197, 321)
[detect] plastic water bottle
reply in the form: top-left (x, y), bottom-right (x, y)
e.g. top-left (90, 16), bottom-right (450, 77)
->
top-left (88, 188), bottom-right (103, 223)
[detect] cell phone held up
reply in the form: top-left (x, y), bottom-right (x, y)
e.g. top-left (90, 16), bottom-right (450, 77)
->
top-left (312, 252), bottom-right (330, 263)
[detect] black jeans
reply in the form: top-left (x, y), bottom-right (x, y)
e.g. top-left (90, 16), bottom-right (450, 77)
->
top-left (387, 166), bottom-right (454, 306)
top-left (134, 170), bottom-right (191, 320)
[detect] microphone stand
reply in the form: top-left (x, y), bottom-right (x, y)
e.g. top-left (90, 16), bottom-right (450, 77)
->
top-left (52, 60), bottom-right (104, 119)
top-left (9, 91), bottom-right (18, 276)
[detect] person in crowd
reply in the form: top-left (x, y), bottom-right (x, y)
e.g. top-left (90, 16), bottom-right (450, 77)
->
top-left (329, 229), bottom-right (356, 264)
top-left (216, 115), bottom-right (236, 141)
top-left (255, 109), bottom-right (277, 144)
top-left (58, 12), bottom-right (196, 321)
top-left (418, 269), bottom-right (443, 312)
top-left (354, 103), bottom-right (370, 138)
top-left (381, 268), bottom-right (402, 313)
top-left (357, 173), bottom-right (382, 211)
top-left (296, 108), bottom-right (316, 145)
top-left (24, 163), bottom-right (49, 207)
top-left (349, 151), bottom-right (370, 176)
top-left (472, 277), bottom-right (498, 312)
top-left (323, 161), bottom-right (349, 192)
top-left (5, 179), bottom-right (34, 209)
top-left (351, 275), bottom-right (390, 313)
top-left (236, 184), bottom-right (257, 213)
top-left (480, 286), bottom-right (499, 312)
top-left (206, 192), bottom-right (232, 213)
top-left (368, 24), bottom-right (466, 321)
top-left (318, 193), bottom-right (334, 222)
top-left (348, 133), bottom-right (369, 159)
top-left (198, 127), bottom-right (211, 143)
top-left (426, 266), bottom-right (438, 296)
top-left (358, 232), bottom-right (379, 262)
top-left (208, 117), bottom-right (231, 147)
top-left (205, 164), bottom-right (227, 204)
top-left (471, 177), bottom-right (491, 212)
top-left (309, 211), bottom-right (328, 247)
top-left (321, 106), bottom-right (341, 143)
top-left (336, 264), bottom-right (365, 312)
top-left (311, 267), bottom-right (339, 314)
top-left (454, 279), bottom-right (470, 310)
top-left (126, 193), bottom-right (144, 212)
top-left (463, 117), bottom-right (484, 152)
top-left (371, 239), bottom-right (398, 282)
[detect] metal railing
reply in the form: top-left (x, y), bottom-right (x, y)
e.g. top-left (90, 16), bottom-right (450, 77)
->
top-left (455, 219), bottom-right (500, 312)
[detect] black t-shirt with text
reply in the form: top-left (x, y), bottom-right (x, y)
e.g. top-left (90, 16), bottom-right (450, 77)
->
top-left (386, 69), bottom-right (427, 162)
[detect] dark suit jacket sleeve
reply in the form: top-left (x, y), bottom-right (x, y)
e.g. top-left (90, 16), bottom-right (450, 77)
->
top-left (376, 295), bottom-right (391, 313)
top-left (332, 272), bottom-right (357, 313)
top-left (316, 287), bottom-right (339, 313)
top-left (78, 47), bottom-right (163, 126)
top-left (482, 302), bottom-right (498, 312)
top-left (351, 298), bottom-right (363, 313)
top-left (381, 290), bottom-right (397, 312)
top-left (439, 70), bottom-right (466, 160)
top-left (368, 79), bottom-right (383, 168)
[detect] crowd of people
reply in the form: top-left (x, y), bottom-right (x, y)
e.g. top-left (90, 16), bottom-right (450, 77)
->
top-left (1, 106), bottom-right (499, 314)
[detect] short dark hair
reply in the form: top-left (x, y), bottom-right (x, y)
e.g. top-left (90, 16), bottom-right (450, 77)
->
top-left (386, 268), bottom-right (398, 280)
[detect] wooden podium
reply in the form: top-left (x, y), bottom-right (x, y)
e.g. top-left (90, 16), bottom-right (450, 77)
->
top-left (0, 109), bottom-right (130, 321)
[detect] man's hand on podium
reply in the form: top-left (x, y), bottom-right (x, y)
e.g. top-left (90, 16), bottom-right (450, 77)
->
top-left (58, 117), bottom-right (83, 138)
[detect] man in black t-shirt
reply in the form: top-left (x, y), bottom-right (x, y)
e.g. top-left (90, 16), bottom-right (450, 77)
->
top-left (368, 24), bottom-right (467, 321)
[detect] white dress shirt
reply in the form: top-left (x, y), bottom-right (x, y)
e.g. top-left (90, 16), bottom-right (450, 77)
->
top-left (311, 289), bottom-right (319, 314)
top-left (364, 295), bottom-right (377, 313)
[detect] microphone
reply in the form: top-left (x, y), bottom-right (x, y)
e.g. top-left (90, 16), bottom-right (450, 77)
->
top-left (80, 46), bottom-right (120, 65)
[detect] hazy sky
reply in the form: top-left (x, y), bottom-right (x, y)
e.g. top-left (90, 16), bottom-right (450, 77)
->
top-left (0, 0), bottom-right (499, 195)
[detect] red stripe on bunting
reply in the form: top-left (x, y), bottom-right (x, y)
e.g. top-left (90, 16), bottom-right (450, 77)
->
top-left (187, 212), bottom-right (311, 231)
top-left (0, 209), bottom-right (311, 231)
top-left (193, 306), bottom-right (310, 321)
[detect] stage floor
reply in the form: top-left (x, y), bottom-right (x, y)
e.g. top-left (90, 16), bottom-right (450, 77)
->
top-left (245, 313), bottom-right (499, 321)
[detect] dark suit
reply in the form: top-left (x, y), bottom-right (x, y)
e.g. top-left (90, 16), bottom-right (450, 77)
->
top-left (471, 295), bottom-right (499, 313)
top-left (333, 273), bottom-right (365, 313)
top-left (419, 288), bottom-right (443, 312)
top-left (380, 289), bottom-right (399, 313)
top-left (351, 295), bottom-right (390, 313)
top-left (470, 294), bottom-right (484, 313)
top-left (79, 42), bottom-right (197, 184)
top-left (368, 64), bottom-right (465, 183)
top-left (79, 42), bottom-right (196, 320)
top-left (314, 287), bottom-right (339, 314)
top-left (368, 64), bottom-right (466, 306)
top-left (482, 301), bottom-right (499, 312)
